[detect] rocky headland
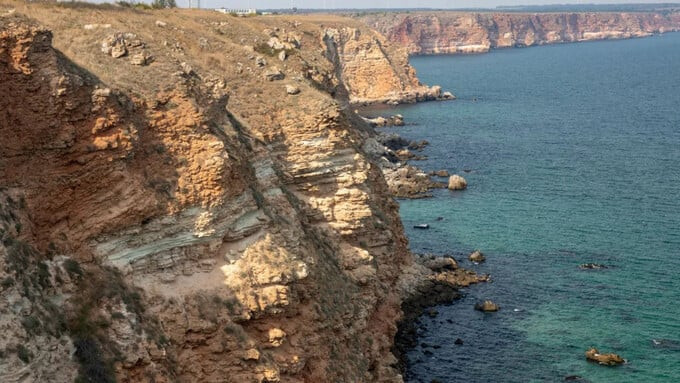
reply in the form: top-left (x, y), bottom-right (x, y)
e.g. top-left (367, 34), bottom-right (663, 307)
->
top-left (0, 2), bottom-right (474, 383)
top-left (357, 11), bottom-right (680, 55)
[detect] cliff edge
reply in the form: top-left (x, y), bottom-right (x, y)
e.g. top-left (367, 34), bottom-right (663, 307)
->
top-left (0, 2), bottom-right (464, 382)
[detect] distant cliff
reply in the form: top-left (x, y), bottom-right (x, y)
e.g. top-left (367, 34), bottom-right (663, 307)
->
top-left (357, 11), bottom-right (680, 54)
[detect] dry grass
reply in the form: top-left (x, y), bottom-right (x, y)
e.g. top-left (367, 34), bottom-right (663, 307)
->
top-left (0, 0), bottom-right (364, 101)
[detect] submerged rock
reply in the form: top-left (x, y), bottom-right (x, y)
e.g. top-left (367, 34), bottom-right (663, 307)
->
top-left (585, 348), bottom-right (625, 366)
top-left (651, 338), bottom-right (680, 350)
top-left (579, 263), bottom-right (608, 270)
top-left (564, 376), bottom-right (587, 381)
top-left (448, 174), bottom-right (467, 190)
top-left (421, 255), bottom-right (458, 272)
top-left (429, 169), bottom-right (449, 177)
top-left (474, 300), bottom-right (500, 312)
top-left (468, 250), bottom-right (485, 263)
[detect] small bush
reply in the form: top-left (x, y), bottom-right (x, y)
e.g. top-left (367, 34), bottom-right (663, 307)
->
top-left (64, 259), bottom-right (83, 278)
top-left (1, 277), bottom-right (14, 288)
top-left (21, 316), bottom-right (42, 335)
top-left (37, 261), bottom-right (51, 288)
top-left (73, 337), bottom-right (116, 383)
top-left (16, 344), bottom-right (32, 364)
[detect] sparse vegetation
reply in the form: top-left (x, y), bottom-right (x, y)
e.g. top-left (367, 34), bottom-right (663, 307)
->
top-left (1, 276), bottom-right (14, 288)
top-left (151, 0), bottom-right (176, 9)
top-left (21, 316), bottom-right (42, 335)
top-left (16, 344), bottom-right (32, 364)
top-left (64, 258), bottom-right (83, 278)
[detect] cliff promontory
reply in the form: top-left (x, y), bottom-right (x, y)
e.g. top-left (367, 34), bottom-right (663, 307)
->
top-left (357, 11), bottom-right (680, 54)
top-left (0, 2), bottom-right (468, 382)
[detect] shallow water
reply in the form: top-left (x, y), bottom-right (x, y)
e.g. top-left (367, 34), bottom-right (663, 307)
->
top-left (379, 34), bottom-right (680, 382)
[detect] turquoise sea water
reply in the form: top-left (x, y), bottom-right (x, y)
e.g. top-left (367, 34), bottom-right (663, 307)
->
top-left (379, 34), bottom-right (680, 382)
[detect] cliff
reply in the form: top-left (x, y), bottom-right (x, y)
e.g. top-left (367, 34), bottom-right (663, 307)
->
top-left (0, 3), bottom-right (465, 383)
top-left (357, 11), bottom-right (680, 54)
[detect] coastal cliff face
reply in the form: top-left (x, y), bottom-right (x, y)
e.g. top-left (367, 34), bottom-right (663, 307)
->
top-left (0, 4), bottom-right (451, 382)
top-left (358, 11), bottom-right (680, 54)
top-left (322, 26), bottom-right (451, 103)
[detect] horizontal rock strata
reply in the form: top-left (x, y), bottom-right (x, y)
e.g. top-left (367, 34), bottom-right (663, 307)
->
top-left (357, 11), bottom-right (680, 55)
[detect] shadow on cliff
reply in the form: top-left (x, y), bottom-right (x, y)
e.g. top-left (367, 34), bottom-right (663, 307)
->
top-left (0, 20), bottom-right (181, 259)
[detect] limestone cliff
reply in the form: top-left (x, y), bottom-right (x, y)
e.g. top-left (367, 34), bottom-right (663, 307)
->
top-left (322, 25), bottom-right (452, 103)
top-left (357, 11), bottom-right (680, 54)
top-left (0, 3), bottom-right (463, 383)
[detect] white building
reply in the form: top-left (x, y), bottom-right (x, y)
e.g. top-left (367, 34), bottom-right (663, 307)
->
top-left (215, 8), bottom-right (257, 16)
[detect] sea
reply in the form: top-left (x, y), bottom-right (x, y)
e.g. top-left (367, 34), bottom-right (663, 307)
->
top-left (376, 33), bottom-right (680, 382)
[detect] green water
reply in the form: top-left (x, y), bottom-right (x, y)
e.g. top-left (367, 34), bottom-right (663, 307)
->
top-left (378, 34), bottom-right (680, 382)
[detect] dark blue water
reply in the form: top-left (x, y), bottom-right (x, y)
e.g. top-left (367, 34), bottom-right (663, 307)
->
top-left (381, 35), bottom-right (680, 382)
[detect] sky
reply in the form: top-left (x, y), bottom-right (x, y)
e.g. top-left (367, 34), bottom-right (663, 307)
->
top-left (192, 0), bottom-right (673, 9)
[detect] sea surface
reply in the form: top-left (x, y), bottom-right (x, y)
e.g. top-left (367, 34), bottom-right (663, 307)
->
top-left (376, 34), bottom-right (680, 382)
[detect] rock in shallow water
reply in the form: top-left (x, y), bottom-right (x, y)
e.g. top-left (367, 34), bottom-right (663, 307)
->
top-left (474, 300), bottom-right (500, 312)
top-left (468, 250), bottom-right (485, 263)
top-left (579, 263), bottom-right (608, 270)
top-left (585, 348), bottom-right (625, 366)
top-left (448, 174), bottom-right (467, 190)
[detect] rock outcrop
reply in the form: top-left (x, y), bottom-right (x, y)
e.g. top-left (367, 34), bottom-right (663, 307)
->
top-left (585, 348), bottom-right (625, 365)
top-left (0, 5), bottom-right (464, 383)
top-left (474, 300), bottom-right (500, 312)
top-left (468, 250), bottom-right (485, 263)
top-left (322, 26), bottom-right (454, 104)
top-left (357, 11), bottom-right (680, 55)
top-left (448, 174), bottom-right (468, 190)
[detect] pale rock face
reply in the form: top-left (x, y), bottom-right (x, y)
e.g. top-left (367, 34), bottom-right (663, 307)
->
top-left (359, 11), bottom-right (680, 55)
top-left (323, 27), bottom-right (454, 104)
top-left (448, 174), bottom-right (468, 190)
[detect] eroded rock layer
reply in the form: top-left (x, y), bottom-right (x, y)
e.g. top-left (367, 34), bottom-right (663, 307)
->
top-left (358, 11), bottom-right (680, 54)
top-left (0, 3), bottom-right (463, 383)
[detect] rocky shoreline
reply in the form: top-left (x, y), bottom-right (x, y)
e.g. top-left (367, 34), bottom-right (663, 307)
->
top-left (393, 253), bottom-right (490, 377)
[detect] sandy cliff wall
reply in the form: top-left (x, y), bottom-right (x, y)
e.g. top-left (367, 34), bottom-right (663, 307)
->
top-left (358, 11), bottom-right (680, 54)
top-left (0, 4), bottom-right (452, 382)
top-left (322, 26), bottom-right (452, 103)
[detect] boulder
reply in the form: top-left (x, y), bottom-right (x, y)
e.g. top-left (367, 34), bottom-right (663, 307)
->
top-left (243, 348), bottom-right (260, 361)
top-left (442, 91), bottom-right (455, 100)
top-left (102, 34), bottom-right (128, 58)
top-left (264, 67), bottom-right (285, 81)
top-left (130, 52), bottom-right (150, 66)
top-left (268, 328), bottom-right (286, 347)
top-left (454, 338), bottom-right (464, 345)
top-left (285, 85), bottom-right (300, 95)
top-left (474, 300), bottom-right (500, 312)
top-left (430, 170), bottom-right (449, 177)
top-left (585, 348), bottom-right (625, 366)
top-left (255, 56), bottom-right (267, 67)
top-left (378, 133), bottom-right (409, 150)
top-left (468, 250), bottom-right (485, 263)
top-left (422, 256), bottom-right (458, 272)
top-left (448, 174), bottom-right (467, 190)
top-left (267, 37), bottom-right (285, 50)
top-left (155, 20), bottom-right (167, 28)
top-left (278, 50), bottom-right (287, 61)
top-left (408, 140), bottom-right (429, 151)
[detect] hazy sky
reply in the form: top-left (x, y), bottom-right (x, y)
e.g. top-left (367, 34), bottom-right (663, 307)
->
top-left (191, 0), bottom-right (671, 9)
